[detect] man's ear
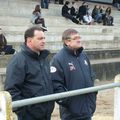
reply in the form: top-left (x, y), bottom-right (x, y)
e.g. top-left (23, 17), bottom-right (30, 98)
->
top-left (64, 40), bottom-right (70, 46)
top-left (27, 37), bottom-right (32, 44)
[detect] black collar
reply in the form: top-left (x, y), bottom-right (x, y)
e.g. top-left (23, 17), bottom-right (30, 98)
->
top-left (63, 45), bottom-right (83, 57)
top-left (21, 44), bottom-right (50, 59)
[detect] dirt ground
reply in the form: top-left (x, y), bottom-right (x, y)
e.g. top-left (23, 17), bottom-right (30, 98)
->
top-left (51, 80), bottom-right (114, 120)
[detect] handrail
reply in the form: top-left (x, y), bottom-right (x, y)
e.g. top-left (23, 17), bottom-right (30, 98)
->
top-left (0, 74), bottom-right (120, 120)
top-left (12, 82), bottom-right (120, 108)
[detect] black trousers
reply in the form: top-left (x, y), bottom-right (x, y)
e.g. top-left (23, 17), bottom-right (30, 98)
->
top-left (60, 106), bottom-right (92, 120)
top-left (62, 14), bottom-right (79, 24)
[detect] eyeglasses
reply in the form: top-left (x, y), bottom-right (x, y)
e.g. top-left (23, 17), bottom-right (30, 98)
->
top-left (69, 36), bottom-right (81, 41)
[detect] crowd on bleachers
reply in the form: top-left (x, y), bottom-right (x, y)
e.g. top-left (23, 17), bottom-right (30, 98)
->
top-left (0, 0), bottom-right (118, 55)
top-left (61, 1), bottom-right (114, 26)
top-left (32, 0), bottom-right (116, 27)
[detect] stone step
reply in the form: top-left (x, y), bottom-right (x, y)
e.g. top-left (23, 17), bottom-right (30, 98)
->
top-left (7, 41), bottom-right (119, 53)
top-left (1, 25), bottom-right (104, 35)
top-left (45, 40), bottom-right (120, 51)
top-left (0, 16), bottom-right (84, 27)
top-left (1, 24), bottom-right (120, 36)
top-left (0, 3), bottom-right (62, 17)
top-left (5, 32), bottom-right (114, 43)
top-left (1, 24), bottom-right (118, 33)
top-left (0, 68), bottom-right (6, 90)
top-left (0, 55), bottom-right (13, 68)
top-left (86, 49), bottom-right (120, 60)
top-left (0, 15), bottom-right (120, 30)
top-left (0, 16), bottom-right (79, 26)
top-left (6, 37), bottom-right (120, 52)
top-left (92, 60), bottom-right (120, 81)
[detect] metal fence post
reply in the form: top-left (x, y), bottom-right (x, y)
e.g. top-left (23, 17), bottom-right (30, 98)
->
top-left (114, 74), bottom-right (120, 120)
top-left (0, 91), bottom-right (13, 120)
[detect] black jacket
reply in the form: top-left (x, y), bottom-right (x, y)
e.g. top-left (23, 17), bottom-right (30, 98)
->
top-left (70, 6), bottom-right (77, 16)
top-left (5, 45), bottom-right (54, 120)
top-left (50, 45), bottom-right (97, 119)
top-left (78, 5), bottom-right (87, 16)
top-left (62, 5), bottom-right (70, 16)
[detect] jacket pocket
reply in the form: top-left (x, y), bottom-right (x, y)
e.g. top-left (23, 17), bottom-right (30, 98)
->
top-left (27, 103), bottom-right (47, 119)
top-left (88, 92), bottom-right (98, 114)
top-left (68, 96), bottom-right (84, 116)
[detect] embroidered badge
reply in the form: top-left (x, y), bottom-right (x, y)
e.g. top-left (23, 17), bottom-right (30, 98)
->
top-left (68, 62), bottom-right (76, 71)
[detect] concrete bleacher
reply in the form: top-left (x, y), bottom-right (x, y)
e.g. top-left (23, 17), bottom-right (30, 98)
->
top-left (0, 0), bottom-right (120, 90)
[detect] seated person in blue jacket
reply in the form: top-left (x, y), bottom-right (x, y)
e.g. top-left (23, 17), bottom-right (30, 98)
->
top-left (0, 28), bottom-right (15, 55)
top-left (50, 29), bottom-right (97, 120)
top-left (31, 5), bottom-right (47, 31)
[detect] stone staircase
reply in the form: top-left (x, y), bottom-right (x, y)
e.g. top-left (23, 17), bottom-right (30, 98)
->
top-left (0, 0), bottom-right (120, 90)
top-left (0, 0), bottom-right (120, 51)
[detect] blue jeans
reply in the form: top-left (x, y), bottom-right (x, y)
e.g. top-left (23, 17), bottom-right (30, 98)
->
top-left (41, 0), bottom-right (49, 9)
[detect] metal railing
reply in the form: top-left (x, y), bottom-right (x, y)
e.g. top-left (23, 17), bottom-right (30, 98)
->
top-left (12, 82), bottom-right (120, 108)
top-left (0, 74), bottom-right (120, 120)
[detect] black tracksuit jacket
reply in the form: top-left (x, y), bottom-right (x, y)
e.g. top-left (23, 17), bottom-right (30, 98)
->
top-left (50, 45), bottom-right (97, 119)
top-left (5, 45), bottom-right (54, 120)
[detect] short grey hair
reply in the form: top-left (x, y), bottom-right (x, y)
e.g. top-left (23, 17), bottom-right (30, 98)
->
top-left (62, 29), bottom-right (79, 42)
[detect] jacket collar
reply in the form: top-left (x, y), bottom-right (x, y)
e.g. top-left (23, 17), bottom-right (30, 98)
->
top-left (21, 44), bottom-right (50, 59)
top-left (63, 44), bottom-right (83, 57)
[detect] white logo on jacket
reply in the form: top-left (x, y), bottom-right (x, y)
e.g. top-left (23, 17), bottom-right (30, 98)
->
top-left (50, 66), bottom-right (57, 73)
top-left (68, 62), bottom-right (76, 71)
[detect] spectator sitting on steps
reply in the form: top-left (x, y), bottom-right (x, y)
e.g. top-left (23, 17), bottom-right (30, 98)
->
top-left (70, 1), bottom-right (77, 17)
top-left (83, 11), bottom-right (94, 25)
top-left (62, 1), bottom-right (80, 24)
top-left (76, 2), bottom-right (88, 23)
top-left (31, 5), bottom-right (47, 31)
top-left (102, 7), bottom-right (114, 26)
top-left (0, 28), bottom-right (15, 55)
